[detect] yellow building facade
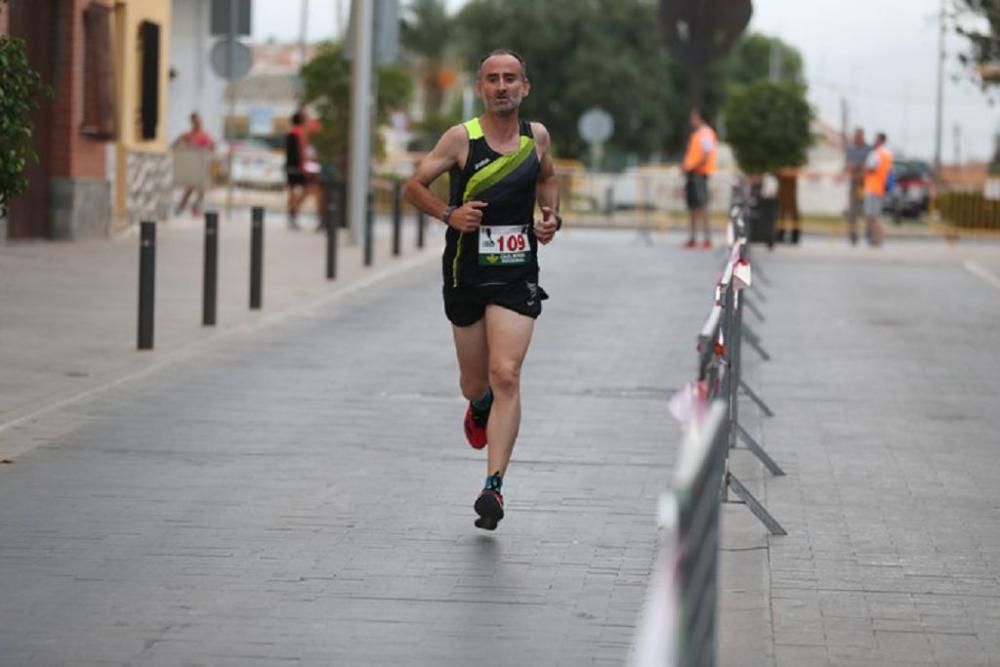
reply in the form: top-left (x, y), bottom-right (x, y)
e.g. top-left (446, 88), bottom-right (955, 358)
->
top-left (112, 0), bottom-right (174, 225)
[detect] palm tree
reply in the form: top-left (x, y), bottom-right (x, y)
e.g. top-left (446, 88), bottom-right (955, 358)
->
top-left (400, 0), bottom-right (453, 119)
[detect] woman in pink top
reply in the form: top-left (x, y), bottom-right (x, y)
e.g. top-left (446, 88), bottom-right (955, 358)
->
top-left (173, 112), bottom-right (215, 216)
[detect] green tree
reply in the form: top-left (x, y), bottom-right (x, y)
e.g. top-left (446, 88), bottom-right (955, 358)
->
top-left (453, 0), bottom-right (679, 163)
top-left (0, 32), bottom-right (44, 218)
top-left (400, 0), bottom-right (463, 151)
top-left (299, 41), bottom-right (414, 173)
top-left (955, 0), bottom-right (1000, 86)
top-left (724, 33), bottom-right (804, 88)
top-left (724, 80), bottom-right (813, 175)
top-left (401, 0), bottom-right (452, 115)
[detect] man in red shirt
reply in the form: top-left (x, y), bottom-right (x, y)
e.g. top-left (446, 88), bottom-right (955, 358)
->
top-left (173, 112), bottom-right (215, 217)
top-left (285, 108), bottom-right (321, 230)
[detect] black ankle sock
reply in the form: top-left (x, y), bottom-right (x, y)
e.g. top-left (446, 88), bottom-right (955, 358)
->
top-left (471, 388), bottom-right (493, 411)
top-left (484, 472), bottom-right (503, 493)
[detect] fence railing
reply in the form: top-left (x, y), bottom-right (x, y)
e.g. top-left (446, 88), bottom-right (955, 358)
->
top-left (933, 184), bottom-right (1000, 236)
top-left (629, 401), bottom-right (728, 667)
top-left (630, 200), bottom-right (786, 667)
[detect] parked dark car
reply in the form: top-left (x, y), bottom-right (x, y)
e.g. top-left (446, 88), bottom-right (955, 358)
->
top-left (886, 159), bottom-right (934, 218)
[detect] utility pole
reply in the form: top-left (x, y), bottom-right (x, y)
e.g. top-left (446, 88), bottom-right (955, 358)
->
top-left (934, 0), bottom-right (946, 178)
top-left (841, 97), bottom-right (849, 146)
top-left (336, 0), bottom-right (347, 40)
top-left (347, 0), bottom-right (374, 243)
top-left (953, 123), bottom-right (962, 167)
top-left (225, 0), bottom-right (237, 220)
top-left (769, 38), bottom-right (784, 83)
top-left (299, 0), bottom-right (309, 66)
top-left (902, 82), bottom-right (911, 151)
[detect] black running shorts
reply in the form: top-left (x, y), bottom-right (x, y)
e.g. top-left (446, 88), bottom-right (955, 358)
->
top-left (443, 280), bottom-right (549, 327)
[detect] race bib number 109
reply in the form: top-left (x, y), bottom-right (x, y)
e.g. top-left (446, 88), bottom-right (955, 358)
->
top-left (479, 225), bottom-right (530, 266)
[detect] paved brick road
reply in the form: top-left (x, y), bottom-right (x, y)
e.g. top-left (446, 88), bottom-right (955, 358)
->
top-left (6, 226), bottom-right (997, 666)
top-left (0, 229), bottom-right (719, 666)
top-left (746, 239), bottom-right (1000, 667)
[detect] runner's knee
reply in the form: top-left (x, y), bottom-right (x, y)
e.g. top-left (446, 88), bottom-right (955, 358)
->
top-left (459, 373), bottom-right (489, 401)
top-left (489, 362), bottom-right (521, 397)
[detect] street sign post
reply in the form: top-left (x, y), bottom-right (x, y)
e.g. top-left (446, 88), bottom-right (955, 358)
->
top-left (209, 38), bottom-right (252, 80)
top-left (578, 107), bottom-right (614, 171)
top-left (208, 0), bottom-right (254, 221)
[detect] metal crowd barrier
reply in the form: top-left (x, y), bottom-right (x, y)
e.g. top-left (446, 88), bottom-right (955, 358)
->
top-left (934, 183), bottom-right (1000, 237)
top-left (630, 204), bottom-right (786, 666)
top-left (629, 402), bottom-right (729, 667)
top-left (699, 210), bottom-right (785, 534)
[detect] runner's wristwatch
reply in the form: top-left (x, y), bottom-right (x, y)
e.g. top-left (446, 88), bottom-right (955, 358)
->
top-left (442, 205), bottom-right (456, 225)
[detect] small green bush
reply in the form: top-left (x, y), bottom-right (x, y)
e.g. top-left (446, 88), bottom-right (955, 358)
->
top-left (0, 33), bottom-right (45, 217)
top-left (723, 80), bottom-right (813, 175)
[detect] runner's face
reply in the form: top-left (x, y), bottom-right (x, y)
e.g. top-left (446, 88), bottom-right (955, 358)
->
top-left (477, 55), bottom-right (529, 117)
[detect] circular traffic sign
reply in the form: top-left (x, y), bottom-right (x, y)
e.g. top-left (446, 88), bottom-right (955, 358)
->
top-left (210, 38), bottom-right (253, 81)
top-left (578, 107), bottom-right (614, 145)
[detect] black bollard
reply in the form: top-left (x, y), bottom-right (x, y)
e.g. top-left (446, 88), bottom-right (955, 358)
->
top-left (137, 221), bottom-right (156, 350)
top-left (326, 191), bottom-right (338, 280)
top-left (250, 206), bottom-right (264, 309)
top-left (392, 181), bottom-right (402, 257)
top-left (417, 208), bottom-right (426, 249)
top-left (203, 211), bottom-right (218, 326)
top-left (338, 180), bottom-right (349, 229)
top-left (364, 190), bottom-right (374, 267)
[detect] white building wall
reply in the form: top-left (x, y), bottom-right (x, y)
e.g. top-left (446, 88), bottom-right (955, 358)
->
top-left (168, 0), bottom-right (227, 145)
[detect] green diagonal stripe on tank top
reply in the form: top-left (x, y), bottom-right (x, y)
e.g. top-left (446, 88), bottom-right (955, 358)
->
top-left (463, 135), bottom-right (536, 202)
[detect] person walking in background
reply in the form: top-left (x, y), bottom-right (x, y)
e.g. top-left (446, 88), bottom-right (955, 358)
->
top-left (284, 109), bottom-right (320, 230)
top-left (844, 128), bottom-right (870, 245)
top-left (774, 166), bottom-right (802, 244)
top-left (172, 112), bottom-right (215, 217)
top-left (863, 132), bottom-right (893, 247)
top-left (682, 110), bottom-right (718, 249)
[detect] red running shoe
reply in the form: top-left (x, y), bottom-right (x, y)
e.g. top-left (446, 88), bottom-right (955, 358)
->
top-left (463, 402), bottom-right (489, 450)
top-left (701, 239), bottom-right (713, 249)
top-left (474, 489), bottom-right (505, 530)
top-left (683, 238), bottom-right (698, 249)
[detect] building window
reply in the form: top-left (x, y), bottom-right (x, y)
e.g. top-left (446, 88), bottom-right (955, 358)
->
top-left (137, 20), bottom-right (160, 141)
top-left (81, 2), bottom-right (117, 139)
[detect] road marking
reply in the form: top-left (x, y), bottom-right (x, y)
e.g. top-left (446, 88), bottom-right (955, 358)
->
top-left (0, 251), bottom-right (438, 439)
top-left (964, 260), bottom-right (1000, 291)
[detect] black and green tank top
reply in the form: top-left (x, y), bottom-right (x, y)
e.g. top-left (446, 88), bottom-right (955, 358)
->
top-left (443, 117), bottom-right (540, 288)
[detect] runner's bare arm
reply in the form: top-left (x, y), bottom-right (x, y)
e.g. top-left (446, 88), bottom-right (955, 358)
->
top-left (532, 122), bottom-right (560, 244)
top-left (403, 125), bottom-right (487, 232)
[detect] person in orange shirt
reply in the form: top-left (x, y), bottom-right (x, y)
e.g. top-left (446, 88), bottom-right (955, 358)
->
top-left (863, 132), bottom-right (893, 247)
top-left (682, 110), bottom-right (718, 249)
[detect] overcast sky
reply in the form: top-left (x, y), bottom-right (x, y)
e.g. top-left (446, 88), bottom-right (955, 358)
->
top-left (252, 0), bottom-right (999, 162)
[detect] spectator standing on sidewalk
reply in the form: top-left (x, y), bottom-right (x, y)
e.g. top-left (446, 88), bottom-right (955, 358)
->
top-left (172, 112), bottom-right (215, 217)
top-left (863, 132), bottom-right (893, 247)
top-left (844, 128), bottom-right (870, 245)
top-left (403, 49), bottom-right (561, 531)
top-left (682, 110), bottom-right (718, 249)
top-left (774, 166), bottom-right (801, 244)
top-left (284, 109), bottom-right (321, 230)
